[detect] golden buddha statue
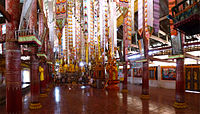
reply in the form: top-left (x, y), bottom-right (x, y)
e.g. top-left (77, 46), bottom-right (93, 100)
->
top-left (39, 66), bottom-right (44, 81)
top-left (56, 0), bottom-right (61, 4)
top-left (61, 0), bottom-right (66, 3)
top-left (56, 7), bottom-right (61, 14)
top-left (75, 64), bottom-right (79, 72)
top-left (61, 5), bottom-right (66, 14)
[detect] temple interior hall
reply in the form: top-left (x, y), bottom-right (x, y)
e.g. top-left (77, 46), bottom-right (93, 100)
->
top-left (0, 0), bottom-right (200, 113)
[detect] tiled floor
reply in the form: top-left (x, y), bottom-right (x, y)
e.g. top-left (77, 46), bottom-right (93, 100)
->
top-left (0, 83), bottom-right (200, 114)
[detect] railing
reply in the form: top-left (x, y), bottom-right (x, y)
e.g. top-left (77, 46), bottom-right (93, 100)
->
top-left (16, 28), bottom-right (41, 41)
top-left (171, 0), bottom-right (200, 23)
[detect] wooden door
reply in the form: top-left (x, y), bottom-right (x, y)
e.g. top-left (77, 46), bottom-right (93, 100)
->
top-left (185, 66), bottom-right (200, 92)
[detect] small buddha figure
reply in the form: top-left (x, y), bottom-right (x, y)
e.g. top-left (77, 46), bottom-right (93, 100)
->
top-left (75, 64), bottom-right (79, 72)
top-left (56, 7), bottom-right (61, 15)
top-left (61, 5), bottom-right (66, 14)
top-left (64, 64), bottom-right (68, 73)
top-left (71, 64), bottom-right (75, 72)
top-left (61, 0), bottom-right (66, 3)
top-left (56, 0), bottom-right (60, 4)
top-left (39, 66), bottom-right (44, 81)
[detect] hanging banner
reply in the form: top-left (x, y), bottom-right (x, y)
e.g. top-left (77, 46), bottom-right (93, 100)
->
top-left (131, 0), bottom-right (135, 33)
top-left (138, 0), bottom-right (143, 35)
top-left (168, 0), bottom-right (177, 36)
top-left (56, 0), bottom-right (67, 19)
top-left (109, 2), bottom-right (117, 57)
top-left (153, 0), bottom-right (160, 33)
top-left (55, 0), bottom-right (68, 59)
top-left (147, 0), bottom-right (153, 27)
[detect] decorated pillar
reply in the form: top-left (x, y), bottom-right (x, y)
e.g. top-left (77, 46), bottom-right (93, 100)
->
top-left (5, 0), bottom-right (22, 113)
top-left (122, 16), bottom-right (128, 93)
top-left (45, 33), bottom-right (49, 88)
top-left (29, 47), bottom-right (42, 109)
top-left (28, 0), bottom-right (42, 109)
top-left (141, 42), bottom-right (149, 99)
top-left (140, 0), bottom-right (150, 99)
top-left (173, 33), bottom-right (187, 108)
top-left (167, 0), bottom-right (187, 108)
top-left (174, 58), bottom-right (187, 108)
top-left (39, 12), bottom-right (44, 37)
top-left (29, 0), bottom-right (37, 30)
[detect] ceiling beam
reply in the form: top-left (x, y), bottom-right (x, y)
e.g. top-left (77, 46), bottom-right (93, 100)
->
top-left (0, 4), bottom-right (11, 22)
top-left (159, 30), bottom-right (167, 36)
top-left (149, 57), bottom-right (176, 63)
top-left (159, 15), bottom-right (167, 22)
top-left (185, 52), bottom-right (200, 60)
top-left (150, 35), bottom-right (171, 45)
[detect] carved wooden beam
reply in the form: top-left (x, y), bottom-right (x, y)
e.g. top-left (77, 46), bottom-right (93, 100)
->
top-left (185, 52), bottom-right (200, 60)
top-left (149, 57), bottom-right (175, 63)
top-left (0, 4), bottom-right (11, 22)
top-left (150, 35), bottom-right (171, 45)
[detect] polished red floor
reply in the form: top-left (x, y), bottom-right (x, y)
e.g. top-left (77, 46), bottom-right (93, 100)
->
top-left (0, 83), bottom-right (200, 114)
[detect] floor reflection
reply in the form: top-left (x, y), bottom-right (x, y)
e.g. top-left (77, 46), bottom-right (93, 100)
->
top-left (0, 84), bottom-right (199, 114)
top-left (142, 99), bottom-right (149, 114)
top-left (54, 87), bottom-right (60, 103)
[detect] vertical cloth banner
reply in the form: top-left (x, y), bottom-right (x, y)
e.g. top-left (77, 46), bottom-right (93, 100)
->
top-left (138, 0), bottom-right (143, 36)
top-left (109, 2), bottom-right (117, 57)
top-left (56, 0), bottom-right (67, 19)
top-left (153, 0), bottom-right (160, 33)
top-left (147, 0), bottom-right (153, 27)
top-left (168, 0), bottom-right (177, 36)
top-left (131, 0), bottom-right (135, 34)
top-left (55, 0), bottom-right (67, 58)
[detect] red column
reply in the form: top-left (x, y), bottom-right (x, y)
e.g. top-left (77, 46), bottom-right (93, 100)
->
top-left (122, 16), bottom-right (128, 93)
top-left (141, 60), bottom-right (149, 98)
top-left (29, 47), bottom-right (42, 109)
top-left (39, 12), bottom-right (44, 37)
top-left (28, 0), bottom-right (42, 109)
top-left (46, 64), bottom-right (51, 91)
top-left (141, 31), bottom-right (149, 99)
top-left (29, 0), bottom-right (37, 30)
top-left (175, 59), bottom-right (185, 102)
top-left (173, 33), bottom-right (187, 108)
top-left (141, 0), bottom-right (150, 100)
top-left (5, 0), bottom-right (22, 113)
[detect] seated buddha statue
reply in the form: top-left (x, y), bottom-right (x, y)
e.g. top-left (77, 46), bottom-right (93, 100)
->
top-left (56, 7), bottom-right (61, 15)
top-left (56, 0), bottom-right (60, 4)
top-left (61, 5), bottom-right (66, 14)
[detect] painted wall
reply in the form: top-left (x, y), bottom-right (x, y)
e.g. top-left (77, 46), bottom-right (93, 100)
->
top-left (129, 65), bottom-right (176, 89)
